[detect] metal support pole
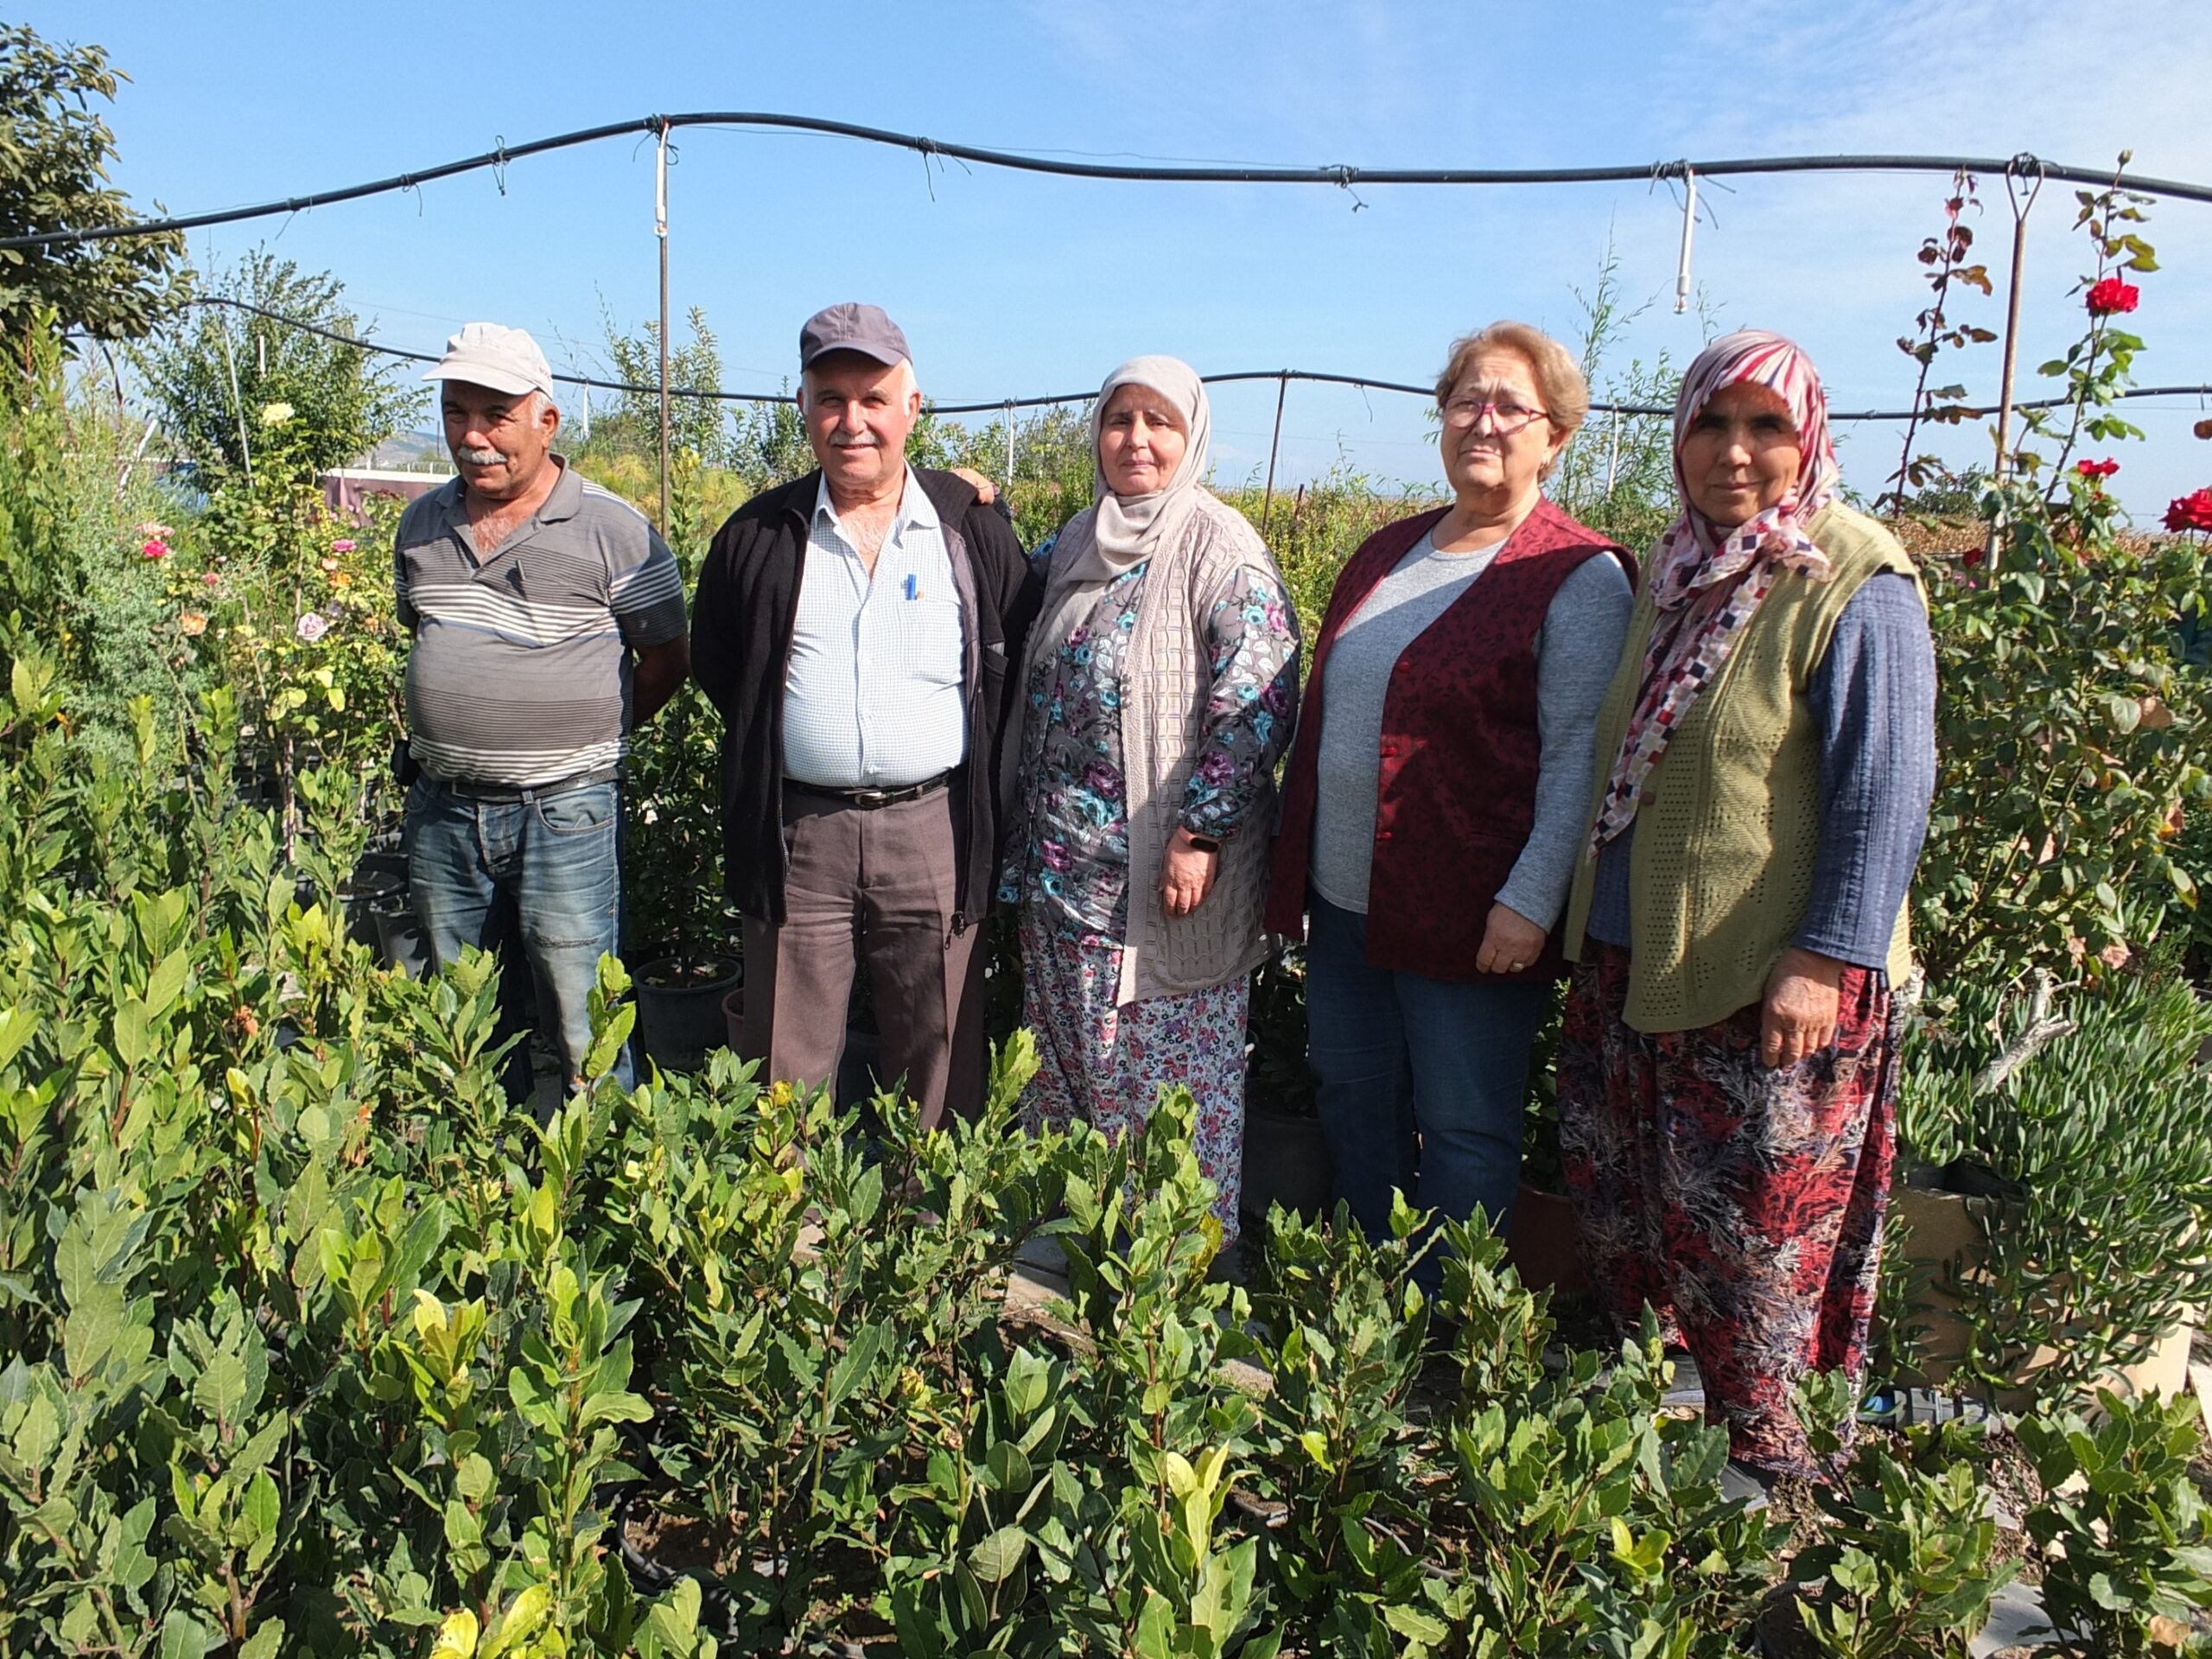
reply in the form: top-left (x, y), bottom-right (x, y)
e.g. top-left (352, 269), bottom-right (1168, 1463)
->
top-left (217, 322), bottom-right (252, 485)
top-left (656, 118), bottom-right (672, 534)
top-left (1261, 372), bottom-right (1289, 540)
top-left (1988, 156), bottom-right (2044, 571)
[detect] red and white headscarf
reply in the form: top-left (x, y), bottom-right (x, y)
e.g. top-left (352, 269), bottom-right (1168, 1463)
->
top-left (1590, 330), bottom-right (1840, 853)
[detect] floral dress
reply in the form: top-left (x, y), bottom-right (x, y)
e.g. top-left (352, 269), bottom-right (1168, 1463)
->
top-left (1001, 552), bottom-right (1300, 1236)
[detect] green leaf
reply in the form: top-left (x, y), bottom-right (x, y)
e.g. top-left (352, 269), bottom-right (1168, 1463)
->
top-left (144, 950), bottom-right (190, 1020)
top-left (159, 1611), bottom-right (215, 1659)
top-left (986, 1441), bottom-right (1033, 1494)
top-left (579, 1389), bottom-right (654, 1427)
top-left (238, 1622), bottom-right (284, 1659)
top-left (1383, 1603), bottom-right (1452, 1644)
top-left (241, 1469), bottom-right (280, 1539)
top-left (0, 1007), bottom-right (37, 1072)
top-left (193, 1350), bottom-right (251, 1430)
top-left (113, 997), bottom-right (150, 1069)
top-left (824, 1320), bottom-right (887, 1413)
top-left (967, 1524), bottom-right (1029, 1585)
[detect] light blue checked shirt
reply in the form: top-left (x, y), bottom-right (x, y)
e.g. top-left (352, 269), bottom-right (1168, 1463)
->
top-left (781, 467), bottom-right (968, 788)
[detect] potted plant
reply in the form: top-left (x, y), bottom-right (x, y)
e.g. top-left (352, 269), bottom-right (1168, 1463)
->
top-left (1882, 968), bottom-right (2212, 1408)
top-left (1241, 945), bottom-right (1332, 1225)
top-left (1509, 981), bottom-right (1588, 1294)
top-left (624, 676), bottom-right (741, 1072)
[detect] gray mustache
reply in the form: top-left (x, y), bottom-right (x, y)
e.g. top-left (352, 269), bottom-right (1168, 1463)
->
top-left (454, 447), bottom-right (505, 466)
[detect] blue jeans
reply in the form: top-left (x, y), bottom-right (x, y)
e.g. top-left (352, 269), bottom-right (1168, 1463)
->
top-left (1306, 894), bottom-right (1547, 1275)
top-left (404, 776), bottom-right (634, 1091)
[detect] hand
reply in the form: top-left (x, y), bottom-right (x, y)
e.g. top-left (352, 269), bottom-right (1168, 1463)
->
top-left (1759, 947), bottom-right (1846, 1068)
top-left (1474, 901), bottom-right (1548, 976)
top-left (1160, 826), bottom-right (1219, 918)
top-left (950, 466), bottom-right (999, 505)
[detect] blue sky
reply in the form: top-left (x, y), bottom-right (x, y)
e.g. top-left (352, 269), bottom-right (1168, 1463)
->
top-left (42, 0), bottom-right (2212, 519)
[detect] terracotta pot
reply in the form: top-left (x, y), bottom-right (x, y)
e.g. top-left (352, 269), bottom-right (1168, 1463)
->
top-left (1240, 1103), bottom-right (1333, 1224)
top-left (635, 956), bottom-right (741, 1073)
top-left (1882, 1183), bottom-right (2196, 1408)
top-left (1506, 1183), bottom-right (1590, 1294)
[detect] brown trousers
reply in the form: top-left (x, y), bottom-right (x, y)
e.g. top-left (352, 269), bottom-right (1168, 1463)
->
top-left (740, 785), bottom-right (985, 1128)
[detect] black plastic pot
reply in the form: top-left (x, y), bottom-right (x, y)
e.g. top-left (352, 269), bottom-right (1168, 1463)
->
top-left (340, 870), bottom-right (407, 949)
top-left (370, 900), bottom-right (431, 978)
top-left (636, 955), bottom-right (742, 1072)
top-left (1240, 1101), bottom-right (1333, 1224)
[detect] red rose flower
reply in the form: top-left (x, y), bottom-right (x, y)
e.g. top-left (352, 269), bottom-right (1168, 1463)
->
top-left (2087, 277), bottom-right (2140, 315)
top-left (2076, 458), bottom-right (2120, 480)
top-left (2165, 489), bottom-right (2212, 534)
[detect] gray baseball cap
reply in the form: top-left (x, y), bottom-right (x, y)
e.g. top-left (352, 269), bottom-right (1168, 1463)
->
top-left (424, 321), bottom-right (556, 399)
top-left (798, 302), bottom-right (911, 372)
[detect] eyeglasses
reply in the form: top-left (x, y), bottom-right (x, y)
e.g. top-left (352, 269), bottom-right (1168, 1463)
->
top-left (1441, 397), bottom-right (1550, 435)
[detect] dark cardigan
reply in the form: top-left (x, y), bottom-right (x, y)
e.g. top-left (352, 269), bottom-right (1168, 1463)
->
top-left (690, 467), bottom-right (1042, 925)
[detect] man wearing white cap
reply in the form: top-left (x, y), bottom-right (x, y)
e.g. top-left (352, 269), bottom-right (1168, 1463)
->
top-left (396, 322), bottom-right (691, 1092)
top-left (693, 303), bottom-right (1039, 1125)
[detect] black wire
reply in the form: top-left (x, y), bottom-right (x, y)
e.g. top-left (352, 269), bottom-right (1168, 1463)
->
top-left (143, 298), bottom-right (2212, 423)
top-left (9, 113), bottom-right (2209, 252)
top-left (164, 299), bottom-right (2212, 423)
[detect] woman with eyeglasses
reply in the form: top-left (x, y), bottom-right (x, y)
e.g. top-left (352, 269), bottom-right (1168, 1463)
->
top-left (1266, 321), bottom-right (1633, 1279)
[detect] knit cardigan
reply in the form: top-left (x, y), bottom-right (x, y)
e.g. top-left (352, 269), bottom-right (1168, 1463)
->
top-left (1560, 502), bottom-right (1925, 1032)
top-left (1030, 491), bottom-right (1295, 1005)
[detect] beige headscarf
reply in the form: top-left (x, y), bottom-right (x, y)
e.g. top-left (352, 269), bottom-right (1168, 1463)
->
top-left (1033, 355), bottom-right (1212, 655)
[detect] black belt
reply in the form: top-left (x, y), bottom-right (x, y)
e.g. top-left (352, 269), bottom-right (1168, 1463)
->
top-left (437, 766), bottom-right (620, 804)
top-left (785, 769), bottom-right (955, 810)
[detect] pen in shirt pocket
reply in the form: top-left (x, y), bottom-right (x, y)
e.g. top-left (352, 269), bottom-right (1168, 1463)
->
top-left (903, 573), bottom-right (918, 601)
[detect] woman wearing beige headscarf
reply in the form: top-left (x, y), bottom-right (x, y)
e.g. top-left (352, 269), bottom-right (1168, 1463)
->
top-left (998, 357), bottom-right (1300, 1236)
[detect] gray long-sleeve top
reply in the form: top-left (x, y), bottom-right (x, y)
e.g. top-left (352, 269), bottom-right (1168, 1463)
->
top-left (1584, 572), bottom-right (1937, 969)
top-left (1311, 534), bottom-right (1635, 926)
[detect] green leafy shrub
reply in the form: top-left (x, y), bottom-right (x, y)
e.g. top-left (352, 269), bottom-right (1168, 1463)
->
top-left (1789, 1371), bottom-right (2018, 1658)
top-left (1891, 972), bottom-right (2212, 1405)
top-left (2017, 1387), bottom-right (2212, 1656)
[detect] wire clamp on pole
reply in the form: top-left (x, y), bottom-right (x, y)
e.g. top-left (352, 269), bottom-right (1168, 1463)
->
top-left (654, 119), bottom-right (671, 239)
top-left (492, 137), bottom-right (510, 197)
top-left (1674, 163), bottom-right (1699, 314)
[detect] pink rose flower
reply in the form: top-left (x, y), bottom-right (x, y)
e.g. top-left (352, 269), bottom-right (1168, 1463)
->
top-left (141, 538), bottom-right (170, 560)
top-left (295, 612), bottom-right (331, 644)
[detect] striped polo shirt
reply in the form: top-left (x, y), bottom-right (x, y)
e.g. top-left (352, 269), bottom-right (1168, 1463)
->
top-left (395, 459), bottom-right (687, 785)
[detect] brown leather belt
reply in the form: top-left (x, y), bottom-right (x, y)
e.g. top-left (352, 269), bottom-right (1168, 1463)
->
top-left (784, 769), bottom-right (955, 810)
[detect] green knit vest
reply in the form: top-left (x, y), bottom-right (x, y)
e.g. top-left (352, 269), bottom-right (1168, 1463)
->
top-left (1561, 502), bottom-right (1925, 1033)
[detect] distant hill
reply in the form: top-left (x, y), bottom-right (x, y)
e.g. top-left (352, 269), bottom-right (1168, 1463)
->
top-left (366, 431), bottom-right (448, 471)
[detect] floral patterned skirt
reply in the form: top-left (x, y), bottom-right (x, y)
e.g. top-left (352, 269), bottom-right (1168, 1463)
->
top-left (1018, 906), bottom-right (1249, 1237)
top-left (1557, 944), bottom-right (1897, 1477)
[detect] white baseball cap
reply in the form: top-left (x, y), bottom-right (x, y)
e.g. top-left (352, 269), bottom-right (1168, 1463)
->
top-left (424, 321), bottom-right (556, 399)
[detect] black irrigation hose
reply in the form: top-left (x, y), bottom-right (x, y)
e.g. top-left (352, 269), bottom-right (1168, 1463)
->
top-left (8, 110), bottom-right (2211, 253)
top-left (170, 298), bottom-right (2212, 425)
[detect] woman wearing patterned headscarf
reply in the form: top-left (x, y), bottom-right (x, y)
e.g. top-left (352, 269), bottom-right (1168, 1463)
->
top-left (1557, 330), bottom-right (1937, 1487)
top-left (999, 356), bottom-right (1300, 1241)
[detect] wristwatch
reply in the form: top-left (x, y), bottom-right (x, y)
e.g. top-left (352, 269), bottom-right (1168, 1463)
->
top-left (1182, 832), bottom-right (1222, 855)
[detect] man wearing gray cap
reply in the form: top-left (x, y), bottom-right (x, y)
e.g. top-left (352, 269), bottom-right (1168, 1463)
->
top-left (396, 321), bottom-right (691, 1093)
top-left (693, 303), bottom-right (1039, 1124)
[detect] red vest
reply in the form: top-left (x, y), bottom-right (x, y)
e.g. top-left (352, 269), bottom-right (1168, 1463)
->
top-left (1265, 499), bottom-right (1630, 981)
